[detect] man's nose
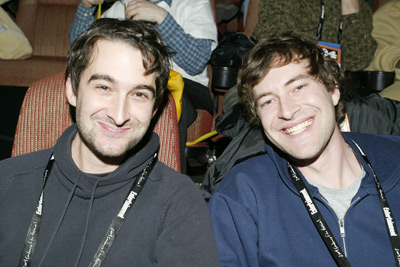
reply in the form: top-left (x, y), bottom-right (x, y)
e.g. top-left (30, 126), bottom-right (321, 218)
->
top-left (107, 96), bottom-right (130, 126)
top-left (277, 96), bottom-right (300, 120)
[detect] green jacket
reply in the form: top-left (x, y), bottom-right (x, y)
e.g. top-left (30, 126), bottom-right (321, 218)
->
top-left (253, 0), bottom-right (377, 71)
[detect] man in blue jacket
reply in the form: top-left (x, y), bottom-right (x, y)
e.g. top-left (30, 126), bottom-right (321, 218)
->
top-left (208, 34), bottom-right (400, 266)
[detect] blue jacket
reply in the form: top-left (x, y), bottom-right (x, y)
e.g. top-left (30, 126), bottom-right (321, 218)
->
top-left (209, 132), bottom-right (400, 266)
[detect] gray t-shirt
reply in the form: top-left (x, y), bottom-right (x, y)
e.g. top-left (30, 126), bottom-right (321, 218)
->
top-left (306, 168), bottom-right (366, 220)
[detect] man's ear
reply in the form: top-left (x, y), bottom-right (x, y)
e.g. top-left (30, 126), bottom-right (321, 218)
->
top-left (331, 85), bottom-right (341, 106)
top-left (65, 76), bottom-right (77, 107)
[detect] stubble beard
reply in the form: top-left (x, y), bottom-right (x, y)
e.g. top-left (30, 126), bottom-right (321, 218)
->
top-left (76, 115), bottom-right (148, 160)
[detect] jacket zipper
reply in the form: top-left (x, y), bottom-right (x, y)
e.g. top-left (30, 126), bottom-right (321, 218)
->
top-left (339, 219), bottom-right (347, 257)
top-left (338, 196), bottom-right (361, 258)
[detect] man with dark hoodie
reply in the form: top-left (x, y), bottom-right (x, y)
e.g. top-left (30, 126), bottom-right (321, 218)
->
top-left (0, 18), bottom-right (219, 266)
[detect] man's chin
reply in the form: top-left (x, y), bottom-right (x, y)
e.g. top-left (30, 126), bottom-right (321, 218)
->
top-left (89, 140), bottom-right (139, 161)
top-left (91, 147), bottom-right (129, 165)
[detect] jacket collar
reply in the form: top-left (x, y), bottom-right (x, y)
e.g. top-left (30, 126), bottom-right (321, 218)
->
top-left (266, 132), bottom-right (400, 196)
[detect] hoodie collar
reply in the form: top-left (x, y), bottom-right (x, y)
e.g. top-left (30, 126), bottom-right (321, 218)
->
top-left (52, 124), bottom-right (159, 199)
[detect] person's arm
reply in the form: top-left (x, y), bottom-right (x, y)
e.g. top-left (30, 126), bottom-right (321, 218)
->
top-left (347, 94), bottom-right (400, 136)
top-left (208, 191), bottom-right (259, 267)
top-left (340, 0), bottom-right (377, 71)
top-left (365, 1), bottom-right (400, 72)
top-left (157, 14), bottom-right (213, 75)
top-left (125, 0), bottom-right (215, 75)
top-left (156, 176), bottom-right (220, 266)
top-left (341, 0), bottom-right (359, 15)
top-left (69, 1), bottom-right (97, 45)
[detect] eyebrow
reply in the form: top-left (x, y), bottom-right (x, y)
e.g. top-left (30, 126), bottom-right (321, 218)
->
top-left (88, 74), bottom-right (115, 84)
top-left (284, 74), bottom-right (310, 87)
top-left (88, 74), bottom-right (156, 97)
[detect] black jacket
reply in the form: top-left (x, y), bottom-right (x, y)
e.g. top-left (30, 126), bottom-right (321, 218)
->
top-left (201, 94), bottom-right (400, 199)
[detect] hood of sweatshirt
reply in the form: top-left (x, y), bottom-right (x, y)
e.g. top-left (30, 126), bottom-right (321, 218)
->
top-left (52, 124), bottom-right (160, 199)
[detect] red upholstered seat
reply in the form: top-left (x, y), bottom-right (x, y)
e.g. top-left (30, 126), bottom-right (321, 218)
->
top-left (0, 0), bottom-right (79, 86)
top-left (12, 72), bottom-right (181, 173)
top-left (186, 0), bottom-right (217, 148)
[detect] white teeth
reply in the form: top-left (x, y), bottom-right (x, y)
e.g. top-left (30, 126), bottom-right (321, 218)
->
top-left (284, 120), bottom-right (312, 135)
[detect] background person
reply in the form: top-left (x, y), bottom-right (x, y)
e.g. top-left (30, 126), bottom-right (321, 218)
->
top-left (251, 0), bottom-right (377, 71)
top-left (364, 0), bottom-right (400, 101)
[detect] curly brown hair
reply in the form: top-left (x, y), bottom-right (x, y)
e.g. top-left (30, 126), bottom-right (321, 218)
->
top-left (66, 18), bottom-right (172, 110)
top-left (238, 34), bottom-right (349, 127)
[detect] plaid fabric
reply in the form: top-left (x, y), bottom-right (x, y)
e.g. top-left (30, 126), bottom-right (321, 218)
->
top-left (69, 3), bottom-right (96, 45)
top-left (158, 13), bottom-right (212, 75)
top-left (69, 0), bottom-right (212, 75)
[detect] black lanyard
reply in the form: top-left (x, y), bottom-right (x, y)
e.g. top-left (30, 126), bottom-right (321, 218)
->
top-left (317, 0), bottom-right (343, 43)
top-left (19, 152), bottom-right (157, 267)
top-left (288, 141), bottom-right (400, 266)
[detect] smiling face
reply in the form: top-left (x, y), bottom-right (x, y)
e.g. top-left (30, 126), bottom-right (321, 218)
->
top-left (66, 39), bottom-right (156, 171)
top-left (253, 59), bottom-right (341, 165)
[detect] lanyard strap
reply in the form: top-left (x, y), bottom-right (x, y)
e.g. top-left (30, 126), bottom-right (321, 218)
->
top-left (288, 163), bottom-right (351, 267)
top-left (317, 0), bottom-right (343, 43)
top-left (19, 152), bottom-right (157, 267)
top-left (89, 153), bottom-right (157, 267)
top-left (351, 141), bottom-right (400, 265)
top-left (288, 141), bottom-right (400, 266)
top-left (19, 154), bottom-right (55, 267)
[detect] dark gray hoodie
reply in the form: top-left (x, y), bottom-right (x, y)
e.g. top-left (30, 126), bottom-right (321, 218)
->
top-left (0, 124), bottom-right (219, 266)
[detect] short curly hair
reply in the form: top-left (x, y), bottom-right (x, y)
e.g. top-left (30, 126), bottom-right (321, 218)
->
top-left (65, 18), bottom-right (172, 109)
top-left (238, 34), bottom-right (349, 127)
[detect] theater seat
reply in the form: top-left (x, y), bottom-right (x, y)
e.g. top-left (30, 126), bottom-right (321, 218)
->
top-left (0, 0), bottom-right (79, 87)
top-left (12, 72), bottom-right (181, 172)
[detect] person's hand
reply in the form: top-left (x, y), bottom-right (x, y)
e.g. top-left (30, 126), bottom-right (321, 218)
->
top-left (125, 0), bottom-right (168, 24)
top-left (341, 0), bottom-right (359, 15)
top-left (81, 0), bottom-right (103, 9)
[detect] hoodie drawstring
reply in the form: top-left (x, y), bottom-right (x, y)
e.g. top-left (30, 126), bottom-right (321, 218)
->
top-left (74, 179), bottom-right (101, 267)
top-left (38, 175), bottom-right (82, 267)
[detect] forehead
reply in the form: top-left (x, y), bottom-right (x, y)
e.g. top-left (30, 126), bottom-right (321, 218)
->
top-left (88, 39), bottom-right (142, 70)
top-left (83, 39), bottom-right (156, 86)
top-left (254, 60), bottom-right (311, 93)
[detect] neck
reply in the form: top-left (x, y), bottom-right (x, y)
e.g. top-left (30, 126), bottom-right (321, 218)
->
top-left (71, 135), bottom-right (122, 174)
top-left (295, 130), bottom-right (362, 189)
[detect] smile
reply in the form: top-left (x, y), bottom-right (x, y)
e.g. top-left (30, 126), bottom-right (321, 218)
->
top-left (284, 119), bottom-right (312, 135)
top-left (99, 122), bottom-right (130, 134)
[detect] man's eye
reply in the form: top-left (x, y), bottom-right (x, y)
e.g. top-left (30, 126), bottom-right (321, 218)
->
top-left (132, 91), bottom-right (153, 101)
top-left (263, 99), bottom-right (275, 106)
top-left (295, 85), bottom-right (305, 91)
top-left (263, 100), bottom-right (272, 106)
top-left (136, 92), bottom-right (148, 98)
top-left (97, 86), bottom-right (110, 92)
top-left (260, 99), bottom-right (274, 107)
